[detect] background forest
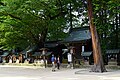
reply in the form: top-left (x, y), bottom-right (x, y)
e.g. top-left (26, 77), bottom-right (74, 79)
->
top-left (0, 0), bottom-right (120, 51)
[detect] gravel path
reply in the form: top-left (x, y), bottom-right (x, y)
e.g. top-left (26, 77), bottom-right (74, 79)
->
top-left (0, 65), bottom-right (120, 80)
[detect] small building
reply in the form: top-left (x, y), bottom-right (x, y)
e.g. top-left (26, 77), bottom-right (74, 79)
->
top-left (106, 49), bottom-right (120, 65)
top-left (0, 51), bottom-right (10, 63)
top-left (81, 51), bottom-right (94, 65)
top-left (63, 27), bottom-right (93, 65)
top-left (44, 41), bottom-right (67, 63)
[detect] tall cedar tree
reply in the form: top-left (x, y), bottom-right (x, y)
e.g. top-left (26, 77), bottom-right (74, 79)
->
top-left (87, 0), bottom-right (107, 72)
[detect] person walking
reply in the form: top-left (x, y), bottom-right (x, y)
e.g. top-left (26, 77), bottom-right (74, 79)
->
top-left (51, 54), bottom-right (56, 72)
top-left (56, 56), bottom-right (60, 70)
top-left (67, 52), bottom-right (72, 68)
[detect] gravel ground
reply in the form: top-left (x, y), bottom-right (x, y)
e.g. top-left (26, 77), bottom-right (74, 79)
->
top-left (0, 65), bottom-right (120, 80)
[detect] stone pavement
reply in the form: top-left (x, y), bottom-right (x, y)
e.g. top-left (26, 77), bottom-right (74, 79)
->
top-left (0, 65), bottom-right (120, 80)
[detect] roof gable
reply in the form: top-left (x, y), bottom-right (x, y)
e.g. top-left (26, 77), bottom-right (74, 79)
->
top-left (64, 27), bottom-right (91, 42)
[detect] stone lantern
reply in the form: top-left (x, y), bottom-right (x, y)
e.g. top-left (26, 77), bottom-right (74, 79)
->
top-left (40, 48), bottom-right (48, 68)
top-left (69, 46), bottom-right (75, 69)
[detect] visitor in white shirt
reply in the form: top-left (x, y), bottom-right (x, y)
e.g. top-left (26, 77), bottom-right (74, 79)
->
top-left (67, 53), bottom-right (72, 68)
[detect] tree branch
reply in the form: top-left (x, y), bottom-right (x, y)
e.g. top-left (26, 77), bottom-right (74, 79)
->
top-left (49, 11), bottom-right (67, 20)
top-left (7, 13), bottom-right (22, 20)
top-left (57, 0), bottom-right (63, 12)
top-left (0, 2), bottom-right (5, 6)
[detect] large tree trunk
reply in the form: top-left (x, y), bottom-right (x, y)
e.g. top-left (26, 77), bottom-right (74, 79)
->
top-left (38, 27), bottom-right (48, 48)
top-left (69, 1), bottom-right (73, 32)
top-left (115, 12), bottom-right (118, 48)
top-left (87, 0), bottom-right (107, 72)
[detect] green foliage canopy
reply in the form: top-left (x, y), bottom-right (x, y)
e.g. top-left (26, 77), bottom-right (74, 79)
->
top-left (0, 0), bottom-right (68, 50)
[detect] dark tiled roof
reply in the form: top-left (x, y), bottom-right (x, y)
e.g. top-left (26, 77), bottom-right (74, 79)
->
top-left (64, 27), bottom-right (91, 43)
top-left (32, 52), bottom-right (42, 56)
top-left (1, 52), bottom-right (9, 56)
top-left (45, 52), bottom-right (52, 56)
top-left (81, 51), bottom-right (92, 57)
top-left (32, 52), bottom-right (52, 56)
top-left (44, 43), bottom-right (58, 48)
top-left (106, 49), bottom-right (120, 54)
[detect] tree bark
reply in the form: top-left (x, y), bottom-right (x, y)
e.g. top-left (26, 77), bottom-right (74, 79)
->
top-left (38, 27), bottom-right (48, 48)
top-left (68, 1), bottom-right (73, 33)
top-left (115, 12), bottom-right (118, 48)
top-left (87, 0), bottom-right (107, 72)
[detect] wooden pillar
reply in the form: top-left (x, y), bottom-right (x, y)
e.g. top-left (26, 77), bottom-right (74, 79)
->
top-left (89, 53), bottom-right (94, 65)
top-left (117, 53), bottom-right (120, 65)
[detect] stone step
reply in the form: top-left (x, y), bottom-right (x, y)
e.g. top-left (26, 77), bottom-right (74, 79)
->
top-left (108, 62), bottom-right (117, 65)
